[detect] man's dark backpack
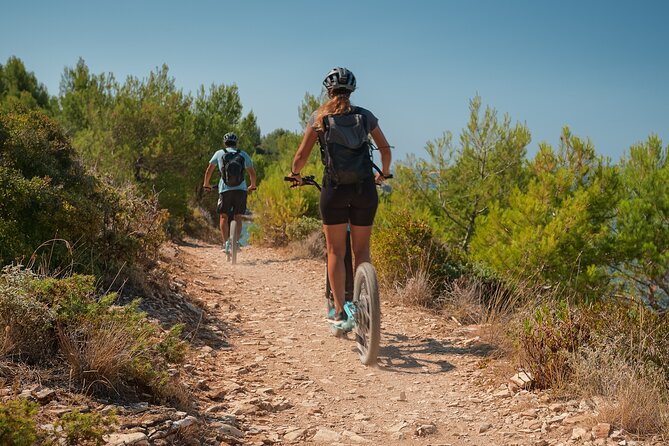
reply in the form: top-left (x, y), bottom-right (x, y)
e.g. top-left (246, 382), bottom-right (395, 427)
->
top-left (319, 107), bottom-right (373, 186)
top-left (221, 149), bottom-right (245, 187)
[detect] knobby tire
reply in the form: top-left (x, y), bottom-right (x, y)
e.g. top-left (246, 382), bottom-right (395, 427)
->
top-left (353, 262), bottom-right (381, 366)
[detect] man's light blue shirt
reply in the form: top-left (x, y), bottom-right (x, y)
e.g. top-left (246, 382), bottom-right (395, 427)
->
top-left (209, 148), bottom-right (253, 193)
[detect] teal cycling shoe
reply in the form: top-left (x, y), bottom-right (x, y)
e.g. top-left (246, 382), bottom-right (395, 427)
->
top-left (327, 310), bottom-right (347, 324)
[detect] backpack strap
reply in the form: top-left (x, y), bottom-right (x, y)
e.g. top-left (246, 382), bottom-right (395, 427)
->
top-left (321, 115), bottom-right (336, 185)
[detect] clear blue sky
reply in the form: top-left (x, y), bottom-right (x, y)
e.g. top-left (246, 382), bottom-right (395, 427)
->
top-left (2, 0), bottom-right (668, 162)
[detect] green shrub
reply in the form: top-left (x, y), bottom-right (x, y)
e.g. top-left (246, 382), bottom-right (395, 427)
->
top-left (286, 216), bottom-right (321, 242)
top-left (372, 209), bottom-right (460, 295)
top-left (470, 130), bottom-right (619, 300)
top-left (248, 173), bottom-right (312, 246)
top-left (0, 266), bottom-right (55, 361)
top-left (156, 323), bottom-right (188, 364)
top-left (92, 180), bottom-right (168, 278)
top-left (519, 299), bottom-right (592, 389)
top-left (56, 409), bottom-right (116, 446)
top-left (0, 399), bottom-right (40, 446)
top-left (613, 136), bottom-right (669, 311)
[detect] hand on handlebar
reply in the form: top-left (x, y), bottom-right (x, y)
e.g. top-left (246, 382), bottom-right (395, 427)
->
top-left (203, 185), bottom-right (216, 192)
top-left (284, 174), bottom-right (320, 190)
top-left (374, 172), bottom-right (393, 185)
top-left (285, 174), bottom-right (303, 187)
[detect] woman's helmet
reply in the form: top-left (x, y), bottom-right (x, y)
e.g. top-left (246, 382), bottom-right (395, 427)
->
top-left (322, 67), bottom-right (356, 92)
top-left (224, 132), bottom-right (238, 144)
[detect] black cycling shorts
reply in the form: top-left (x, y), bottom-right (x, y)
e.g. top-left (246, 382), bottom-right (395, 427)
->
top-left (319, 177), bottom-right (378, 226)
top-left (217, 190), bottom-right (247, 216)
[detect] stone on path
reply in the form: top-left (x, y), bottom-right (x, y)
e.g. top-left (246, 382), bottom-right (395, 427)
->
top-left (283, 428), bottom-right (305, 442)
top-left (478, 422), bottom-right (493, 433)
top-left (104, 432), bottom-right (149, 446)
top-left (312, 428), bottom-right (341, 442)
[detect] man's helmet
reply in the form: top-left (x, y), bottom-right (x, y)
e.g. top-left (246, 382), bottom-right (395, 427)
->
top-left (224, 132), bottom-right (238, 144)
top-left (322, 67), bottom-right (356, 92)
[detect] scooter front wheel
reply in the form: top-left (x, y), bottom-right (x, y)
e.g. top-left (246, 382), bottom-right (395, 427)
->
top-left (353, 262), bottom-right (381, 365)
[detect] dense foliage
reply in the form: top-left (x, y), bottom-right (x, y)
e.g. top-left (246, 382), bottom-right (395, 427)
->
top-left (0, 56), bottom-right (52, 112)
top-left (389, 96), bottom-right (669, 311)
top-left (0, 106), bottom-right (166, 282)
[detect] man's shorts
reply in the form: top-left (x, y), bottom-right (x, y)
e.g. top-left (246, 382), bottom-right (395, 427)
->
top-left (217, 190), bottom-right (247, 216)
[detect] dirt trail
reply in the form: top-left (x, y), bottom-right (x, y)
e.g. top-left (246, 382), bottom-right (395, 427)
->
top-left (170, 239), bottom-right (637, 446)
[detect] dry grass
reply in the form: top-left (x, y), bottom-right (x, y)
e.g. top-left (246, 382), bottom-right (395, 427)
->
top-left (56, 318), bottom-right (149, 394)
top-left (572, 345), bottom-right (669, 436)
top-left (393, 269), bottom-right (435, 308)
top-left (438, 277), bottom-right (538, 358)
top-left (439, 277), bottom-right (532, 324)
top-left (289, 230), bottom-right (326, 260)
top-left (438, 277), bottom-right (486, 324)
top-left (0, 326), bottom-right (14, 357)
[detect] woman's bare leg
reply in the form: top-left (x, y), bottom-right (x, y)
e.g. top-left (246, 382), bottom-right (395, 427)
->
top-left (323, 223), bottom-right (349, 313)
top-left (350, 224), bottom-right (373, 270)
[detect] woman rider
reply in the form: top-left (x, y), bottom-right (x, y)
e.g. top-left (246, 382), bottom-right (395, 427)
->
top-left (290, 67), bottom-right (392, 324)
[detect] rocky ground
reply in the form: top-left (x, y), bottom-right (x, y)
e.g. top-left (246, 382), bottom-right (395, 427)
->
top-left (8, 239), bottom-right (665, 445)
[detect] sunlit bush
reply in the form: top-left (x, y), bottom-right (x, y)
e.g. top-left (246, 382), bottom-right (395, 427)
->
top-left (372, 209), bottom-right (460, 298)
top-left (248, 173), bottom-right (314, 246)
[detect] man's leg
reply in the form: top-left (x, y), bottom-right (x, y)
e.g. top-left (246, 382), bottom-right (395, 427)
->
top-left (217, 192), bottom-right (232, 247)
top-left (233, 214), bottom-right (243, 243)
top-left (231, 190), bottom-right (247, 245)
top-left (219, 213), bottom-right (230, 243)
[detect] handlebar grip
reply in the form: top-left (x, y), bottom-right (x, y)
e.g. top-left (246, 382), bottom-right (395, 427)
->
top-left (384, 174), bottom-right (394, 179)
top-left (284, 176), bottom-right (297, 182)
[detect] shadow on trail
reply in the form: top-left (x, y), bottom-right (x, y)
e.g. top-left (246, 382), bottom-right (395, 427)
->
top-left (243, 257), bottom-right (301, 267)
top-left (119, 277), bottom-right (232, 350)
top-left (376, 332), bottom-right (494, 373)
top-left (174, 238), bottom-right (205, 248)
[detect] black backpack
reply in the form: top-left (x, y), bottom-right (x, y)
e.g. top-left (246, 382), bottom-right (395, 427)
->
top-left (319, 107), bottom-right (373, 186)
top-left (221, 149), bottom-right (245, 187)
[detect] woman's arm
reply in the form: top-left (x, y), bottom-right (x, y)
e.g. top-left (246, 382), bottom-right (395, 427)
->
top-left (291, 126), bottom-right (319, 177)
top-left (370, 126), bottom-right (392, 178)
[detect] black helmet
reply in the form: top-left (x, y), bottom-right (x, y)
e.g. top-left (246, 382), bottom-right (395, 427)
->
top-left (224, 132), bottom-right (238, 144)
top-left (322, 67), bottom-right (356, 92)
